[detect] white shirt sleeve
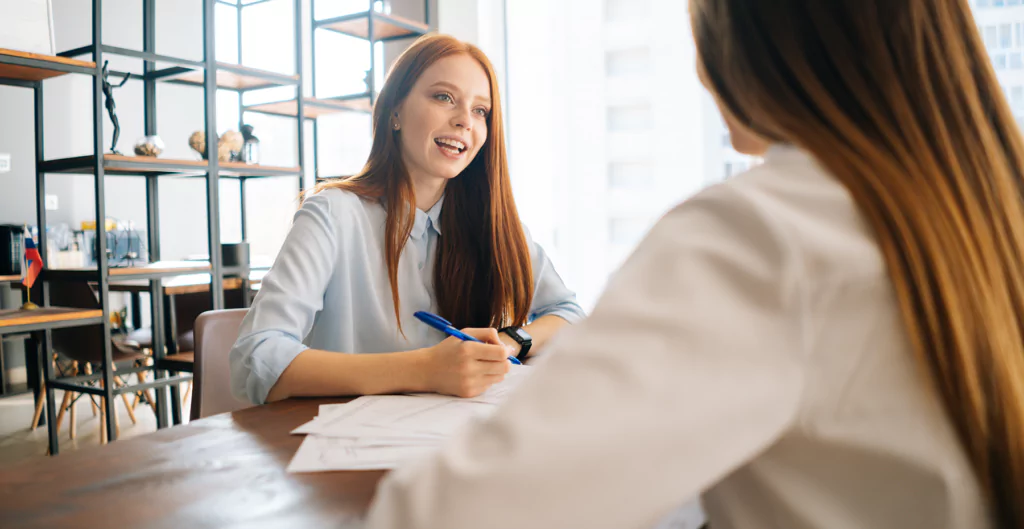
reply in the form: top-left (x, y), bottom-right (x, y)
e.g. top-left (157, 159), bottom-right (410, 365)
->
top-left (228, 192), bottom-right (341, 404)
top-left (523, 225), bottom-right (587, 324)
top-left (365, 184), bottom-right (807, 529)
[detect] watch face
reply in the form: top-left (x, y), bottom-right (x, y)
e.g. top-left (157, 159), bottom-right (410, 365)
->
top-left (514, 328), bottom-right (532, 341)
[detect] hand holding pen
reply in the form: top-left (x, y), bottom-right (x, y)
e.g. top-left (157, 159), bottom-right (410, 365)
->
top-left (415, 311), bottom-right (517, 398)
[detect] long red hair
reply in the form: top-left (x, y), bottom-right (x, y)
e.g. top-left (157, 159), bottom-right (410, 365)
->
top-left (310, 34), bottom-right (533, 332)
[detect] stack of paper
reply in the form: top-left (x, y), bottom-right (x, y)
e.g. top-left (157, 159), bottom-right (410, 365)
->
top-left (287, 364), bottom-right (532, 473)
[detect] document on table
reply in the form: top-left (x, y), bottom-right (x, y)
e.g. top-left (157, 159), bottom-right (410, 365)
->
top-left (287, 365), bottom-right (533, 473)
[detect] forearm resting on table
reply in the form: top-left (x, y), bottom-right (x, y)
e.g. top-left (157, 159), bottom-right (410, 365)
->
top-left (502, 314), bottom-right (571, 358)
top-left (265, 348), bottom-right (430, 403)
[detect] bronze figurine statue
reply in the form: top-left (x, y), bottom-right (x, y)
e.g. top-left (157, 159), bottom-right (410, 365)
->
top-left (101, 60), bottom-right (130, 154)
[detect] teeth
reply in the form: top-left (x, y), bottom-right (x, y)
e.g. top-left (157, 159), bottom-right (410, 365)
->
top-left (436, 138), bottom-right (465, 151)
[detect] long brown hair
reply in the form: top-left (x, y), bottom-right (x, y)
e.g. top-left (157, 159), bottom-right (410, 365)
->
top-left (693, 0), bottom-right (1024, 524)
top-left (310, 34), bottom-right (533, 332)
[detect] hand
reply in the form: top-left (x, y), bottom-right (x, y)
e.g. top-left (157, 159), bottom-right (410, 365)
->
top-left (421, 328), bottom-right (514, 398)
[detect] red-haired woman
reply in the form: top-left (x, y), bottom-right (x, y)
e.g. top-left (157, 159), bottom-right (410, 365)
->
top-left (229, 34), bottom-right (584, 405)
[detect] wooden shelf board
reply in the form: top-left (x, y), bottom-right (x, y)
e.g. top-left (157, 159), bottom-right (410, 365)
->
top-left (246, 97), bottom-right (369, 118)
top-left (41, 154), bottom-right (208, 175)
top-left (108, 261), bottom-right (212, 277)
top-left (0, 48), bottom-right (95, 81)
top-left (39, 154), bottom-right (299, 177)
top-left (166, 63), bottom-right (298, 90)
top-left (321, 12), bottom-right (428, 41)
top-left (219, 160), bottom-right (301, 177)
top-left (0, 307), bottom-right (103, 330)
top-left (0, 275), bottom-right (22, 283)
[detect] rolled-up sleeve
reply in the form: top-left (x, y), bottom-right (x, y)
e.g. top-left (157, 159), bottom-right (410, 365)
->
top-left (229, 192), bottom-right (340, 404)
top-left (524, 226), bottom-right (587, 324)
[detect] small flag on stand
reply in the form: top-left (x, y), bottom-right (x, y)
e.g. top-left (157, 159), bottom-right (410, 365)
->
top-left (21, 233), bottom-right (43, 310)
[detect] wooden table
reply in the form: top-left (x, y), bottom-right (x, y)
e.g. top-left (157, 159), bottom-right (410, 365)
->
top-left (0, 398), bottom-right (379, 528)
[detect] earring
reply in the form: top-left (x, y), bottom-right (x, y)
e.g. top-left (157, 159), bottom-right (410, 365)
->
top-left (393, 122), bottom-right (400, 130)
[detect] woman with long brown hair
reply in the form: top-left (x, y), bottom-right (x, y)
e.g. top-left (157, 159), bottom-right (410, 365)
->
top-left (229, 34), bottom-right (584, 405)
top-left (365, 1), bottom-right (1022, 527)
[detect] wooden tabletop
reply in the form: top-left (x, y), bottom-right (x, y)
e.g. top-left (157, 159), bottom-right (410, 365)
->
top-left (107, 271), bottom-right (265, 295)
top-left (0, 398), bottom-right (379, 528)
top-left (0, 274), bottom-right (21, 283)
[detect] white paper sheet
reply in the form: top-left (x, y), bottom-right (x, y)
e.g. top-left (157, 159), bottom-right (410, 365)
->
top-left (287, 436), bottom-right (438, 472)
top-left (287, 365), bottom-right (535, 472)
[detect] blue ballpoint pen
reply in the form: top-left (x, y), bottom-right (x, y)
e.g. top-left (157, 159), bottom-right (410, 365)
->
top-left (413, 311), bottom-right (522, 365)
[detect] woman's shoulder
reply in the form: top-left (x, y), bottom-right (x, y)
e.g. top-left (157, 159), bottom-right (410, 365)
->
top-left (302, 187), bottom-right (383, 221)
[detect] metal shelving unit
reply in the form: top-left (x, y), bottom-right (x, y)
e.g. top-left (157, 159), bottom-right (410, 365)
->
top-left (0, 0), bottom-right (305, 454)
top-left (242, 0), bottom-right (430, 183)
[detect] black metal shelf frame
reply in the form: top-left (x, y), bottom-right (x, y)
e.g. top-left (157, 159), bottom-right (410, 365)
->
top-left (304, 1), bottom-right (430, 181)
top-left (0, 0), bottom-right (305, 455)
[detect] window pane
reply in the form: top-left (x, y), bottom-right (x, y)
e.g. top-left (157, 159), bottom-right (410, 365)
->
top-left (608, 162), bottom-right (654, 188)
top-left (606, 48), bottom-right (651, 77)
top-left (607, 104), bottom-right (652, 132)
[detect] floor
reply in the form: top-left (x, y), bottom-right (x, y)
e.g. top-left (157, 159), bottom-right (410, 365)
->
top-left (0, 384), bottom-right (191, 470)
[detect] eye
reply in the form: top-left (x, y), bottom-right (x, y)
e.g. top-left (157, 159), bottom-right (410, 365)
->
top-left (433, 92), bottom-right (454, 104)
top-left (473, 107), bottom-right (490, 118)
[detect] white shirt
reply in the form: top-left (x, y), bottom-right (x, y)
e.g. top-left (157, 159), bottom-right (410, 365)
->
top-left (365, 145), bottom-right (992, 529)
top-left (229, 190), bottom-right (586, 404)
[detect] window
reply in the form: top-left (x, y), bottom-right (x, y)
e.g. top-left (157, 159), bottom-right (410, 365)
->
top-left (1001, 24), bottom-right (1012, 49)
top-left (605, 0), bottom-right (651, 21)
top-left (607, 104), bottom-right (652, 132)
top-left (605, 48), bottom-right (651, 77)
top-left (977, 0), bottom-right (989, 7)
top-left (996, 53), bottom-right (1008, 69)
top-left (608, 162), bottom-right (654, 188)
top-left (608, 217), bottom-right (649, 246)
top-left (986, 26), bottom-right (999, 49)
top-left (1012, 53), bottom-right (1023, 69)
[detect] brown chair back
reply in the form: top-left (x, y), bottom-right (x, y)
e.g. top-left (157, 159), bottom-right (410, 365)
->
top-left (190, 309), bottom-right (251, 420)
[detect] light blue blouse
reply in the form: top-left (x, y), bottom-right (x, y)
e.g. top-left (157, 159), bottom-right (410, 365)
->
top-left (229, 188), bottom-right (587, 404)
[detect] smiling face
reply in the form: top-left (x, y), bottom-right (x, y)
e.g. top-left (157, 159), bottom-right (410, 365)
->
top-left (393, 53), bottom-right (492, 184)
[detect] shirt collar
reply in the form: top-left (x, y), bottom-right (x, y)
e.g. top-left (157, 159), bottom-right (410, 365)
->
top-left (410, 194), bottom-right (444, 240)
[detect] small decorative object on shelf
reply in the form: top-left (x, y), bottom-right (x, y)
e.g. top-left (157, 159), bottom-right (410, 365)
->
top-left (188, 130), bottom-right (207, 159)
top-left (190, 129), bottom-right (246, 162)
top-left (21, 231), bottom-right (43, 311)
top-left (189, 129), bottom-right (244, 161)
top-left (240, 124), bottom-right (260, 164)
top-left (101, 60), bottom-right (130, 154)
top-left (133, 135), bottom-right (165, 157)
top-left (220, 130), bottom-right (243, 162)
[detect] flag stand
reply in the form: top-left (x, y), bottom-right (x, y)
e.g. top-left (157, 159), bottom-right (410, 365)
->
top-left (21, 228), bottom-right (43, 310)
top-left (21, 284), bottom-right (39, 311)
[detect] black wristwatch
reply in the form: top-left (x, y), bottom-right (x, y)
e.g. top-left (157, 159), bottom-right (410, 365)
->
top-left (500, 326), bottom-right (533, 361)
